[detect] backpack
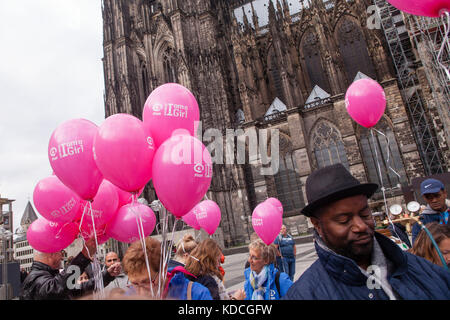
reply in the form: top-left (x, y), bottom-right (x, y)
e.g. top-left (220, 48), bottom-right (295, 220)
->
top-left (275, 270), bottom-right (281, 297)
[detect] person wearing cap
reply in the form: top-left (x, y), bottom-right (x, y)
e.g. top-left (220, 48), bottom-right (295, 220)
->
top-left (411, 178), bottom-right (449, 244)
top-left (282, 164), bottom-right (450, 300)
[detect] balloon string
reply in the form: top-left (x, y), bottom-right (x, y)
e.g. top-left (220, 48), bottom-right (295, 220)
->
top-left (131, 194), bottom-right (156, 298)
top-left (372, 128), bottom-right (401, 180)
top-left (437, 10), bottom-right (450, 82)
top-left (370, 129), bottom-right (404, 245)
top-left (88, 201), bottom-right (105, 300)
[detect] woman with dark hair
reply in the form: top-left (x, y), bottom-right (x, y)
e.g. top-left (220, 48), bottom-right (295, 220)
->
top-left (409, 222), bottom-right (450, 268)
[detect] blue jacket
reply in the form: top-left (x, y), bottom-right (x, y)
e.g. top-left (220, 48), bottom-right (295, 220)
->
top-left (283, 232), bottom-right (450, 300)
top-left (244, 264), bottom-right (293, 300)
top-left (167, 272), bottom-right (213, 300)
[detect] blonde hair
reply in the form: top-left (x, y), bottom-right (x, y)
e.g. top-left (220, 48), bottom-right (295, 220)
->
top-left (248, 239), bottom-right (270, 263)
top-left (184, 238), bottom-right (223, 280)
top-left (122, 237), bottom-right (161, 276)
top-left (175, 234), bottom-right (198, 258)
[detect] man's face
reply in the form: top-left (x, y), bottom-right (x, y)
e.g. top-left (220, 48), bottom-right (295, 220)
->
top-left (50, 251), bottom-right (63, 269)
top-left (281, 226), bottom-right (287, 236)
top-left (423, 190), bottom-right (447, 212)
top-left (311, 195), bottom-right (375, 265)
top-left (105, 252), bottom-right (119, 268)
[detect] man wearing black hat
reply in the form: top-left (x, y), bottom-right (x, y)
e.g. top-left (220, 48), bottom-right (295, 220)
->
top-left (411, 178), bottom-right (449, 244)
top-left (283, 164), bottom-right (450, 300)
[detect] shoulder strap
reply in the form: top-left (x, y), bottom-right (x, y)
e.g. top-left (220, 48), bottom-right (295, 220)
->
top-left (275, 270), bottom-right (281, 297)
top-left (187, 281), bottom-right (193, 300)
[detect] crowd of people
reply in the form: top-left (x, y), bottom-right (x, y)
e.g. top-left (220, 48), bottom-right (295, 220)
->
top-left (19, 164), bottom-right (449, 300)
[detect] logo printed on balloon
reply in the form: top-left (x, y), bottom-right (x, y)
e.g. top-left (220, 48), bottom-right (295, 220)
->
top-left (147, 137), bottom-right (154, 149)
top-left (194, 163), bottom-right (213, 178)
top-left (151, 103), bottom-right (189, 118)
top-left (152, 104), bottom-right (163, 115)
top-left (50, 197), bottom-right (77, 219)
top-left (50, 140), bottom-right (84, 162)
top-left (252, 218), bottom-right (263, 227)
top-left (195, 208), bottom-right (208, 220)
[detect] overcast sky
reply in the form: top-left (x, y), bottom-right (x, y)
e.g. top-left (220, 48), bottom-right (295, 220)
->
top-left (0, 1), bottom-right (105, 232)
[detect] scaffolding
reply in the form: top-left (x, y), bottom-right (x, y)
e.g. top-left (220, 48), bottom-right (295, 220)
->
top-left (409, 13), bottom-right (450, 146)
top-left (374, 0), bottom-right (446, 175)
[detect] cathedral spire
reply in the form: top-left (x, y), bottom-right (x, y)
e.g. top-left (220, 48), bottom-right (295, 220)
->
top-left (242, 6), bottom-right (250, 30)
top-left (268, 0), bottom-right (276, 23)
top-left (250, 1), bottom-right (259, 29)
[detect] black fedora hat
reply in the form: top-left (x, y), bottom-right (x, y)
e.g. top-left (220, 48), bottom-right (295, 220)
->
top-left (301, 163), bottom-right (378, 217)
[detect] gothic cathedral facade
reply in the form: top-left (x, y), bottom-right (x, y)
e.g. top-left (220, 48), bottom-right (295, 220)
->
top-left (101, 0), bottom-right (449, 247)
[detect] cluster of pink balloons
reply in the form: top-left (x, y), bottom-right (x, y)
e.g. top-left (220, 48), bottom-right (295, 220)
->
top-left (28, 83), bottom-right (215, 253)
top-left (345, 79), bottom-right (386, 129)
top-left (251, 198), bottom-right (283, 245)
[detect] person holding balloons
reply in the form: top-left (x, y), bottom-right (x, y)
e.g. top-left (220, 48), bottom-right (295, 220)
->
top-left (20, 237), bottom-right (120, 300)
top-left (122, 236), bottom-right (212, 300)
top-left (184, 238), bottom-right (245, 300)
top-left (243, 239), bottom-right (293, 300)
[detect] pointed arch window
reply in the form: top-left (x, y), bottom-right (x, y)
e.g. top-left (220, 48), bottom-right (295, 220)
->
top-left (163, 47), bottom-right (177, 83)
top-left (141, 63), bottom-right (150, 98)
top-left (301, 31), bottom-right (330, 92)
top-left (268, 50), bottom-right (285, 102)
top-left (359, 118), bottom-right (407, 194)
top-left (312, 121), bottom-right (349, 169)
top-left (337, 18), bottom-right (376, 84)
top-left (274, 152), bottom-right (305, 213)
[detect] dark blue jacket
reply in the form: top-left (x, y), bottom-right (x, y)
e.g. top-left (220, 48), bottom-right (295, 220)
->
top-left (283, 232), bottom-right (450, 300)
top-left (244, 263), bottom-right (293, 300)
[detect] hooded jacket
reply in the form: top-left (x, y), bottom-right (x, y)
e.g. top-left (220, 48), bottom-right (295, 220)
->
top-left (244, 263), bottom-right (293, 300)
top-left (165, 267), bottom-right (213, 300)
top-left (20, 252), bottom-right (115, 300)
top-left (282, 232), bottom-right (450, 300)
top-left (412, 201), bottom-right (449, 244)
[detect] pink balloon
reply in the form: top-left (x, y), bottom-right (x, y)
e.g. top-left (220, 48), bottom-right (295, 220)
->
top-left (107, 203), bottom-right (156, 243)
top-left (33, 175), bottom-right (81, 223)
top-left (386, 0), bottom-right (449, 17)
top-left (48, 119), bottom-right (103, 200)
top-left (78, 218), bottom-right (107, 242)
top-left (252, 202), bottom-right (282, 245)
top-left (115, 184), bottom-right (145, 208)
top-left (182, 207), bottom-right (201, 230)
top-left (27, 218), bottom-right (79, 253)
top-left (265, 198), bottom-right (283, 216)
top-left (78, 180), bottom-right (119, 227)
top-left (193, 200), bottom-right (221, 235)
top-left (152, 134), bottom-right (213, 218)
top-left (143, 83), bottom-right (200, 148)
top-left (94, 114), bottom-right (155, 193)
top-left (345, 79), bottom-right (386, 129)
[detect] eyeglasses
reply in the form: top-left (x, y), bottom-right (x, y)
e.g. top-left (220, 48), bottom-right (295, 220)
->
top-left (106, 258), bottom-right (119, 263)
top-left (248, 255), bottom-right (262, 262)
top-left (129, 279), bottom-right (151, 290)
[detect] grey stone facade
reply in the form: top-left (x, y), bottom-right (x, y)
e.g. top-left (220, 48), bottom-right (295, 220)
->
top-left (101, 0), bottom-right (449, 247)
